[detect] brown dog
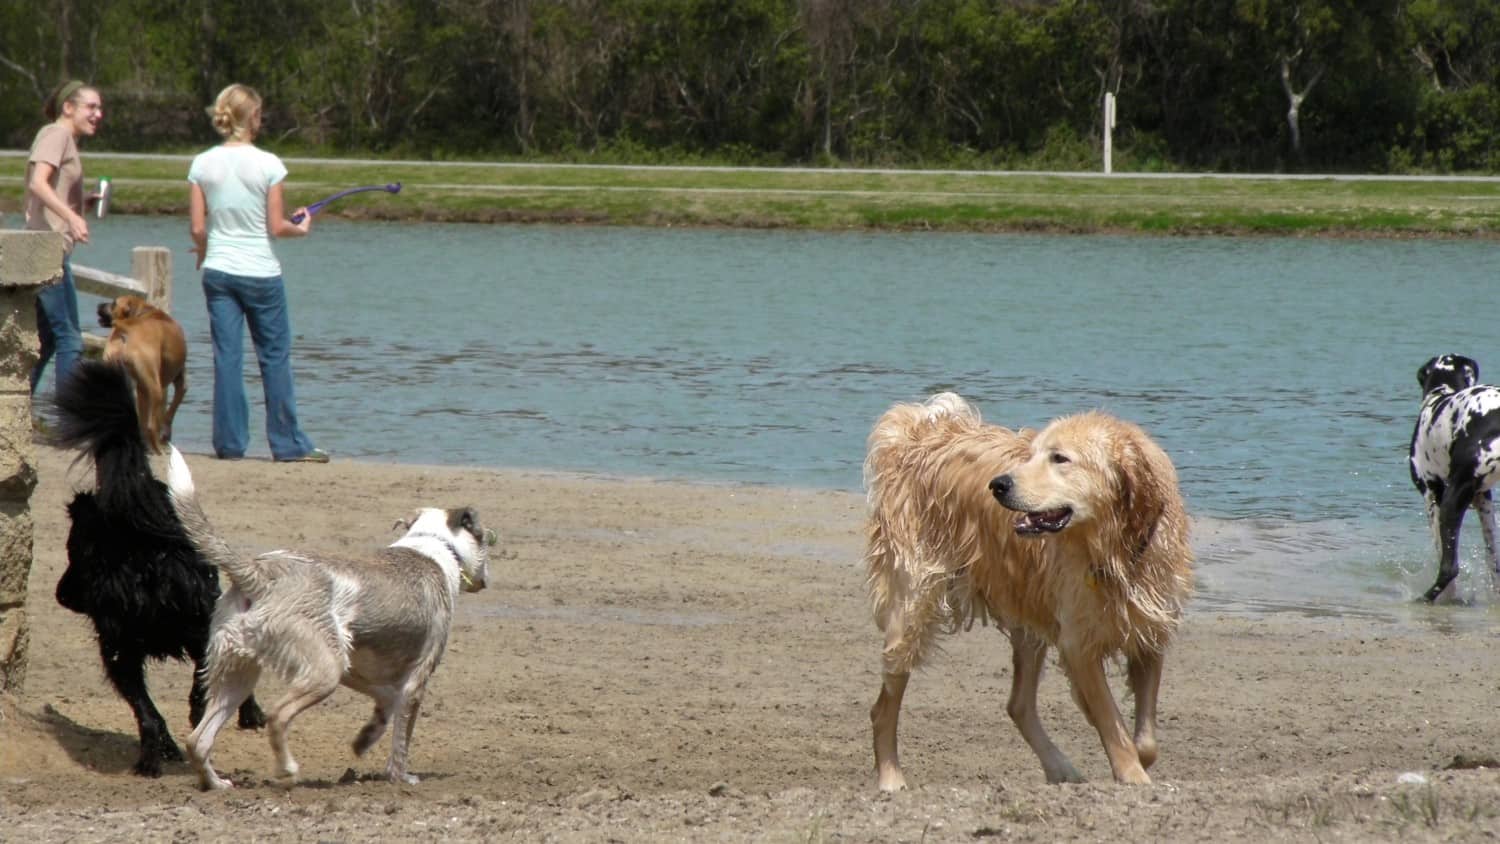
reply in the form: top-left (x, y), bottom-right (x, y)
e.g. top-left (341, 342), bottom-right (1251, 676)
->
top-left (97, 295), bottom-right (187, 452)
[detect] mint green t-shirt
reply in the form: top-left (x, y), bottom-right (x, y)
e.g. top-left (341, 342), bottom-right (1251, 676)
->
top-left (188, 144), bottom-right (288, 278)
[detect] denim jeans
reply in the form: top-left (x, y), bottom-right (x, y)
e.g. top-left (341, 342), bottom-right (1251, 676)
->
top-left (202, 268), bottom-right (317, 460)
top-left (30, 255), bottom-right (83, 396)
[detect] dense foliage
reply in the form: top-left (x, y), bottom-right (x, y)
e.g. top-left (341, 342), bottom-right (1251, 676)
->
top-left (3, 0), bottom-right (1498, 171)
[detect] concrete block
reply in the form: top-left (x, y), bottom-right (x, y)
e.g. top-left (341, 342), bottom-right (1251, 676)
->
top-left (0, 288), bottom-right (40, 391)
top-left (0, 231), bottom-right (65, 288)
top-left (0, 609), bottom-right (29, 692)
top-left (0, 502), bottom-right (32, 603)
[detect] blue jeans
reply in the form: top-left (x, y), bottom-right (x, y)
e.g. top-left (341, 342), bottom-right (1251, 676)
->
top-left (30, 255), bottom-right (83, 395)
top-left (202, 268), bottom-right (317, 460)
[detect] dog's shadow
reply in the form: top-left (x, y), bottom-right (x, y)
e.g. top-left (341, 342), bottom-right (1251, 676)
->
top-left (36, 704), bottom-right (454, 787)
top-left (37, 703), bottom-right (152, 775)
top-left (231, 768), bottom-right (455, 791)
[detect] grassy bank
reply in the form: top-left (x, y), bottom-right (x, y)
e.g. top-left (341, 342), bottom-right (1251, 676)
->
top-left (3, 152), bottom-right (1499, 236)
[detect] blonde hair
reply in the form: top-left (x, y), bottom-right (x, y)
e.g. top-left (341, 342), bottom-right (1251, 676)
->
top-left (208, 83), bottom-right (262, 142)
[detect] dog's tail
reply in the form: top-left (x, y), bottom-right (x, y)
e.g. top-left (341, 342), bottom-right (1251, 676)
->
top-left (51, 361), bottom-right (176, 531)
top-left (863, 392), bottom-right (981, 494)
top-left (166, 445), bottom-right (269, 598)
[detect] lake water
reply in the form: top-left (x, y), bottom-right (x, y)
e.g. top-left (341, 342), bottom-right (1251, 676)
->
top-left (58, 215), bottom-right (1500, 624)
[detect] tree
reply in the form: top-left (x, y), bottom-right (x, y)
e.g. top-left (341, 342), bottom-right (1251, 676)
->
top-left (1235, 0), bottom-right (1403, 165)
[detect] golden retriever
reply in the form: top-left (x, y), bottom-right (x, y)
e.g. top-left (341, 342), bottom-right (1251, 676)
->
top-left (864, 393), bottom-right (1193, 789)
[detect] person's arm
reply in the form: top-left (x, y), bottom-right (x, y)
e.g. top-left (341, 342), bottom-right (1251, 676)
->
top-left (188, 181), bottom-right (208, 270)
top-left (29, 160), bottom-right (89, 244)
top-left (266, 182), bottom-right (311, 239)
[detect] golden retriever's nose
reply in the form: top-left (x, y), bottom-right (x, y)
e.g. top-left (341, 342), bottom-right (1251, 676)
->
top-left (989, 475), bottom-right (1013, 499)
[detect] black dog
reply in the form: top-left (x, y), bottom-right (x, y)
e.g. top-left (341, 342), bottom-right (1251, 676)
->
top-left (1409, 354), bottom-right (1500, 603)
top-left (51, 361), bottom-right (264, 776)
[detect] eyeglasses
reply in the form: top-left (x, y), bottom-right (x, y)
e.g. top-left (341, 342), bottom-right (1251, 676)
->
top-left (73, 101), bottom-right (103, 113)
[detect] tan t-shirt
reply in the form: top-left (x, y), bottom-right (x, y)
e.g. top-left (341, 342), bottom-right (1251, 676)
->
top-left (23, 123), bottom-right (84, 251)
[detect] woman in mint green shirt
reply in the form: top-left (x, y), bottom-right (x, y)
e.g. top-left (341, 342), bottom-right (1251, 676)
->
top-left (188, 83), bottom-right (327, 463)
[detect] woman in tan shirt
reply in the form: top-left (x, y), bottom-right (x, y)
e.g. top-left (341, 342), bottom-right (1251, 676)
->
top-left (25, 79), bottom-right (103, 396)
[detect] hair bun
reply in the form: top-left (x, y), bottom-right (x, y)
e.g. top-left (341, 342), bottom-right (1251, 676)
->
top-left (208, 83), bottom-right (262, 141)
top-left (211, 105), bottom-right (235, 135)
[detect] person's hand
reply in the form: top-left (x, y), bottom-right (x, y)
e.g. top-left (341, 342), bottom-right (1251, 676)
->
top-left (84, 190), bottom-right (102, 211)
top-left (67, 211), bottom-right (90, 244)
top-left (291, 208), bottom-right (312, 235)
top-left (189, 244), bottom-right (205, 270)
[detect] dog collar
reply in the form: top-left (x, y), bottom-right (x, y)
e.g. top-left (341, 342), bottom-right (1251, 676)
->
top-left (396, 532), bottom-right (465, 564)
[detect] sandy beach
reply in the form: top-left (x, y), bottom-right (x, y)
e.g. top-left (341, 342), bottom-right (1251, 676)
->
top-left (5, 444), bottom-right (1500, 842)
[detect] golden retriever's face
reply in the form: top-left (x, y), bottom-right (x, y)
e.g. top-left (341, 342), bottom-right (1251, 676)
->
top-left (989, 415), bottom-right (1117, 536)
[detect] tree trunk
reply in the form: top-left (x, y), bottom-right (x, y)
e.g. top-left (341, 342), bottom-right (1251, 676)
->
top-left (1279, 56), bottom-right (1324, 162)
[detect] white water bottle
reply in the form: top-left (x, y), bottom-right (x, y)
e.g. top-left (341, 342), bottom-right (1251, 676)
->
top-left (96, 176), bottom-right (111, 219)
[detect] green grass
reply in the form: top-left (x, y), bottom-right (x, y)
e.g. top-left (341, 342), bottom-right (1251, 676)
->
top-left (4, 152), bottom-right (1500, 236)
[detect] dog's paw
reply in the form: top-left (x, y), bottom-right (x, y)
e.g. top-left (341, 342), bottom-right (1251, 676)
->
top-left (352, 729), bottom-right (379, 757)
top-left (157, 741), bottom-right (185, 764)
top-left (1043, 760), bottom-right (1086, 785)
top-left (386, 766), bottom-right (420, 786)
top-left (132, 756), bottom-right (165, 778)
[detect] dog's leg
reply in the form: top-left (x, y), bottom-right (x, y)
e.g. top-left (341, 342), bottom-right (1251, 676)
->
top-left (869, 570), bottom-right (955, 794)
top-left (189, 659), bottom-right (208, 728)
top-left (267, 665), bottom-right (341, 781)
top-left (352, 691), bottom-right (398, 757)
top-left (871, 670), bottom-right (909, 792)
top-left (869, 600), bottom-right (916, 793)
top-left (238, 696), bottom-right (268, 729)
top-left (131, 375), bottom-right (163, 453)
top-left (1007, 627), bottom-right (1084, 784)
top-left (187, 660), bottom-right (261, 791)
top-left (188, 647), bottom-right (266, 730)
top-left (1427, 488), bottom-right (1473, 602)
top-left (1477, 491), bottom-right (1500, 579)
top-left (163, 369), bottom-right (186, 445)
top-left (101, 645), bottom-right (181, 776)
top-left (1425, 490), bottom-right (1442, 559)
top-left (385, 690), bottom-right (425, 785)
top-left (147, 379), bottom-right (165, 452)
top-left (1126, 650), bottom-right (1164, 770)
top-left (188, 635), bottom-right (213, 727)
top-left (1059, 643), bottom-right (1149, 784)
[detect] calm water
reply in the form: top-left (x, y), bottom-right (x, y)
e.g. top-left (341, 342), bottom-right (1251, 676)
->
top-left (59, 216), bottom-right (1500, 622)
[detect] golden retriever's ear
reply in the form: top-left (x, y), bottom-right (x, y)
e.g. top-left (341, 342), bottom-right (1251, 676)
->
top-left (1113, 431), bottom-right (1168, 564)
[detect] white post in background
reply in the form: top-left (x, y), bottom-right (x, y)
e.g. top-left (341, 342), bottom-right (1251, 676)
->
top-left (1103, 91), bottom-right (1117, 174)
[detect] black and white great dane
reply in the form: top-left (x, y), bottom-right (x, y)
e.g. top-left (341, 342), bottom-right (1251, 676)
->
top-left (1410, 354), bottom-right (1500, 602)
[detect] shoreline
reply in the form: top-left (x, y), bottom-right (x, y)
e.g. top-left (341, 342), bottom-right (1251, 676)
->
top-left (3, 154), bottom-right (1497, 238)
top-left (7, 445), bottom-right (1500, 840)
top-left (131, 450), bottom-right (1473, 626)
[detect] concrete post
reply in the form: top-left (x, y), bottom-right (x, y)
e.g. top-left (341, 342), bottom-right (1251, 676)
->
top-left (0, 230), bottom-right (65, 693)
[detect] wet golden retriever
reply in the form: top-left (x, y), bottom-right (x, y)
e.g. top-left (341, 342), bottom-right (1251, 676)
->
top-left (864, 393), bottom-right (1193, 789)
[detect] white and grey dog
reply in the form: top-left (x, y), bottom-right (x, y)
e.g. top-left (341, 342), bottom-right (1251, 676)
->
top-left (165, 446), bottom-right (494, 790)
